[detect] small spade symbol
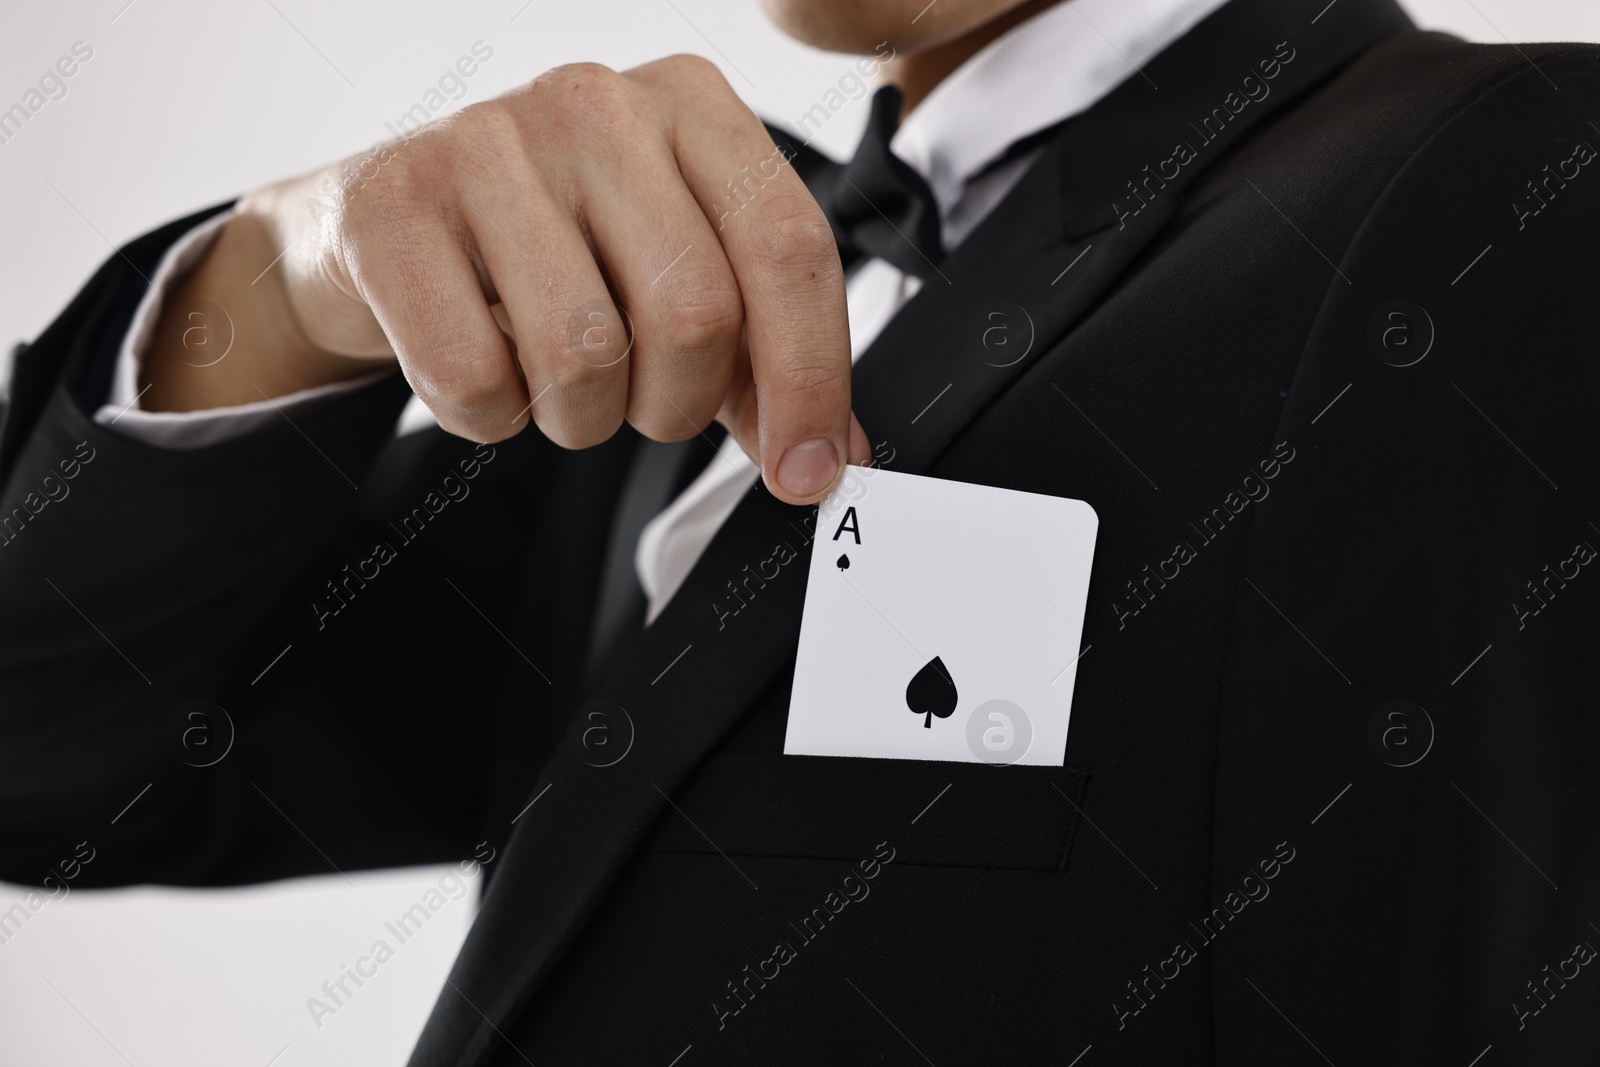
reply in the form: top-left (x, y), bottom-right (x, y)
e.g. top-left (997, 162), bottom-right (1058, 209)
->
top-left (837, 554), bottom-right (851, 572)
top-left (906, 656), bottom-right (958, 729)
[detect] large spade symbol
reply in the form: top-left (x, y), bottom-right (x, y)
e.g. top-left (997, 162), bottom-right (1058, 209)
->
top-left (906, 656), bottom-right (958, 729)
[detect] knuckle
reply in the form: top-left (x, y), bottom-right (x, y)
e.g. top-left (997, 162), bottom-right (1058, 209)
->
top-left (546, 60), bottom-right (618, 85)
top-left (523, 322), bottom-right (631, 444)
top-left (418, 346), bottom-right (508, 417)
top-left (529, 62), bottom-right (632, 116)
top-left (749, 195), bottom-right (839, 276)
top-left (629, 53), bottom-right (728, 94)
top-left (343, 187), bottom-right (420, 245)
top-left (338, 155), bottom-right (436, 240)
top-left (548, 357), bottom-right (613, 394)
top-left (554, 299), bottom-right (632, 369)
top-left (379, 125), bottom-right (447, 183)
top-left (658, 276), bottom-right (743, 356)
top-left (629, 405), bottom-right (700, 443)
top-left (661, 53), bottom-right (726, 87)
top-left (627, 385), bottom-right (716, 444)
top-left (450, 418), bottom-right (520, 445)
top-left (446, 102), bottom-right (524, 163)
top-left (535, 400), bottom-right (624, 451)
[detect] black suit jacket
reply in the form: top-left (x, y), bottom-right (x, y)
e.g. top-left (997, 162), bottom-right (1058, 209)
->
top-left (2, 0), bottom-right (1597, 1063)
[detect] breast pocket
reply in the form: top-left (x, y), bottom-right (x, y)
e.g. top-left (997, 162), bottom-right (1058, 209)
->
top-left (649, 752), bottom-right (1089, 872)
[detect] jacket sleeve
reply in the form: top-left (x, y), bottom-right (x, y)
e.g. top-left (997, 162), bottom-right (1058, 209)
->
top-left (0, 211), bottom-right (481, 889)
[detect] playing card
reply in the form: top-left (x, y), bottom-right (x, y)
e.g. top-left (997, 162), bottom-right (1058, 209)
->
top-left (784, 466), bottom-right (1098, 766)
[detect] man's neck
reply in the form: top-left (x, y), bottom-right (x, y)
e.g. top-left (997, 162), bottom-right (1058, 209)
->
top-left (884, 0), bottom-right (1062, 114)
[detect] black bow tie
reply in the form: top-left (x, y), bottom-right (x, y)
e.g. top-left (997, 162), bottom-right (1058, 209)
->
top-left (811, 86), bottom-right (946, 281)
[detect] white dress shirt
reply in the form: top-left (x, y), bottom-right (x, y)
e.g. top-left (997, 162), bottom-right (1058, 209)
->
top-left (91, 0), bottom-right (1229, 621)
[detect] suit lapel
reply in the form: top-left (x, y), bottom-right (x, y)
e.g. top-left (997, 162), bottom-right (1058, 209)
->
top-left (409, 1), bottom-right (1408, 1062)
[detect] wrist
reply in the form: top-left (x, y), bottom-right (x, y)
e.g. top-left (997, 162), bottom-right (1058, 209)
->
top-left (141, 207), bottom-right (382, 412)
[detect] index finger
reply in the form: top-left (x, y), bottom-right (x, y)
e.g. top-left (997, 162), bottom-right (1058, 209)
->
top-left (655, 64), bottom-right (856, 504)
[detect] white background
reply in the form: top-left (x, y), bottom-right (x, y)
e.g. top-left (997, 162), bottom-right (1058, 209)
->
top-left (0, 1), bottom-right (1595, 1064)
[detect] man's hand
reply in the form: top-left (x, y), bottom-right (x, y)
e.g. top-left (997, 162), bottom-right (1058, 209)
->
top-left (144, 55), bottom-right (869, 505)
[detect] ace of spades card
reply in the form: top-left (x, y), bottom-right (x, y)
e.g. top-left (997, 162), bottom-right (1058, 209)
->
top-left (784, 466), bottom-right (1098, 766)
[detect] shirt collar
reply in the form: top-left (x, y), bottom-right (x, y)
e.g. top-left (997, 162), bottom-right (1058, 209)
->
top-left (889, 0), bottom-right (1235, 218)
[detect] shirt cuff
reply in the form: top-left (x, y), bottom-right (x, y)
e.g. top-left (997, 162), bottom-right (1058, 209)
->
top-left (90, 208), bottom-right (393, 449)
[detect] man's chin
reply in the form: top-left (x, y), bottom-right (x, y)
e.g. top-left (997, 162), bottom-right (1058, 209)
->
top-left (758, 0), bottom-right (1006, 55)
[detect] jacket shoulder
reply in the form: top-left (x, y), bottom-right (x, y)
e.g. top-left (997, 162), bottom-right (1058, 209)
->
top-left (1334, 31), bottom-right (1600, 138)
top-left (1190, 30), bottom-right (1599, 285)
top-left (1362, 30), bottom-right (1600, 83)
